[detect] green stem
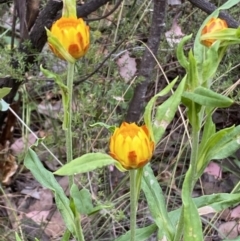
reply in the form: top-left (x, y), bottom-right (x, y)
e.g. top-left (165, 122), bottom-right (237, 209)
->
top-left (173, 208), bottom-right (184, 241)
top-left (66, 62), bottom-right (85, 241)
top-left (177, 104), bottom-right (201, 240)
top-left (66, 62), bottom-right (74, 186)
top-left (190, 128), bottom-right (200, 190)
top-left (130, 169), bottom-right (137, 241)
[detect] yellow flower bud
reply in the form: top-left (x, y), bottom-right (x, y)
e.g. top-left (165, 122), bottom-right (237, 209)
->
top-left (201, 17), bottom-right (228, 47)
top-left (109, 122), bottom-right (154, 170)
top-left (48, 17), bottom-right (90, 60)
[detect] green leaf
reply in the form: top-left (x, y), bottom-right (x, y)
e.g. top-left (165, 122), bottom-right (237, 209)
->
top-left (0, 99), bottom-right (9, 111)
top-left (144, 76), bottom-right (179, 142)
top-left (88, 203), bottom-right (113, 215)
top-left (194, 193), bottom-right (240, 212)
top-left (40, 65), bottom-right (69, 130)
top-left (198, 115), bottom-right (216, 157)
top-left (176, 34), bottom-right (191, 69)
top-left (170, 193), bottom-right (240, 227)
top-left (24, 148), bottom-right (75, 234)
top-left (202, 41), bottom-right (220, 82)
top-left (182, 87), bottom-right (233, 108)
top-left (205, 125), bottom-right (240, 158)
top-left (54, 153), bottom-right (117, 175)
top-left (142, 165), bottom-right (175, 240)
top-left (181, 165), bottom-right (203, 241)
top-left (60, 230), bottom-right (71, 241)
top-left (15, 233), bottom-right (22, 241)
top-left (0, 87), bottom-right (11, 99)
top-left (152, 75), bottom-right (186, 143)
top-left (70, 185), bottom-right (93, 215)
top-left (89, 122), bottom-right (116, 133)
top-left (197, 125), bottom-right (240, 177)
top-left (188, 50), bottom-right (199, 89)
top-left (201, 28), bottom-right (240, 41)
top-left (181, 96), bottom-right (201, 129)
top-left (115, 224), bottom-right (157, 241)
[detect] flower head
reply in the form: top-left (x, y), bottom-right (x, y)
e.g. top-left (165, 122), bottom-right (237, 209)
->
top-left (201, 17), bottom-right (228, 47)
top-left (109, 122), bottom-right (154, 169)
top-left (47, 17), bottom-right (90, 61)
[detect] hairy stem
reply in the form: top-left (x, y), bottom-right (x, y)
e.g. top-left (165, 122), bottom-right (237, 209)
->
top-left (130, 169), bottom-right (137, 241)
top-left (66, 62), bottom-right (85, 241)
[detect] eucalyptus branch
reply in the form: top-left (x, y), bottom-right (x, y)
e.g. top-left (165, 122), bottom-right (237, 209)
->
top-left (125, 0), bottom-right (167, 123)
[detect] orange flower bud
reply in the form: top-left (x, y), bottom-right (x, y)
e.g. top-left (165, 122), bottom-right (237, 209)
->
top-left (201, 17), bottom-right (228, 47)
top-left (48, 17), bottom-right (90, 60)
top-left (109, 122), bottom-right (154, 169)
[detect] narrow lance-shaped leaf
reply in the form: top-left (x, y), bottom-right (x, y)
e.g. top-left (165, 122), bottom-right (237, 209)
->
top-left (70, 184), bottom-right (94, 215)
top-left (201, 28), bottom-right (240, 41)
top-left (202, 41), bottom-right (220, 83)
top-left (152, 75), bottom-right (186, 144)
top-left (89, 122), bottom-right (116, 133)
top-left (40, 65), bottom-right (69, 130)
top-left (188, 50), bottom-right (199, 89)
top-left (182, 86), bottom-right (233, 108)
top-left (144, 76), bottom-right (179, 143)
top-left (54, 153), bottom-right (120, 176)
top-left (24, 148), bottom-right (75, 234)
top-left (176, 34), bottom-right (191, 69)
top-left (198, 114), bottom-right (216, 157)
top-left (197, 125), bottom-right (240, 178)
top-left (142, 165), bottom-right (175, 240)
top-left (115, 224), bottom-right (158, 241)
top-left (15, 233), bottom-right (22, 241)
top-left (0, 87), bottom-right (11, 99)
top-left (181, 165), bottom-right (204, 241)
top-left (197, 126), bottom-right (234, 177)
top-left (169, 193), bottom-right (240, 227)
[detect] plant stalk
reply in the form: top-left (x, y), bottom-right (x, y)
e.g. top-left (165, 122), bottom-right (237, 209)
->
top-left (130, 169), bottom-right (137, 241)
top-left (66, 62), bottom-right (85, 241)
top-left (66, 62), bottom-right (74, 186)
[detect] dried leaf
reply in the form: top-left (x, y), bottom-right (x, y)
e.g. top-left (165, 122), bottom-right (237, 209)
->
top-left (165, 14), bottom-right (184, 47)
top-left (204, 161), bottom-right (222, 179)
top-left (168, 0), bottom-right (181, 5)
top-left (218, 221), bottom-right (238, 239)
top-left (230, 205), bottom-right (240, 220)
top-left (0, 147), bottom-right (18, 184)
top-left (116, 51), bottom-right (137, 82)
top-left (11, 132), bottom-right (38, 155)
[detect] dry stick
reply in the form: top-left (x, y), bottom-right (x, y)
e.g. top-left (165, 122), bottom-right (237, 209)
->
top-left (74, 39), bottom-right (125, 86)
top-left (188, 0), bottom-right (239, 28)
top-left (87, 0), bottom-right (124, 22)
top-left (125, 0), bottom-right (167, 123)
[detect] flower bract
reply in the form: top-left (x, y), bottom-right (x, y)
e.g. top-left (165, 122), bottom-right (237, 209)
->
top-left (201, 17), bottom-right (228, 47)
top-left (109, 122), bottom-right (154, 170)
top-left (48, 17), bottom-right (90, 60)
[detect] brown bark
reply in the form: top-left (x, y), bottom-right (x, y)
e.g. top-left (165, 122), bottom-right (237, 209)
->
top-left (125, 0), bottom-right (167, 123)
